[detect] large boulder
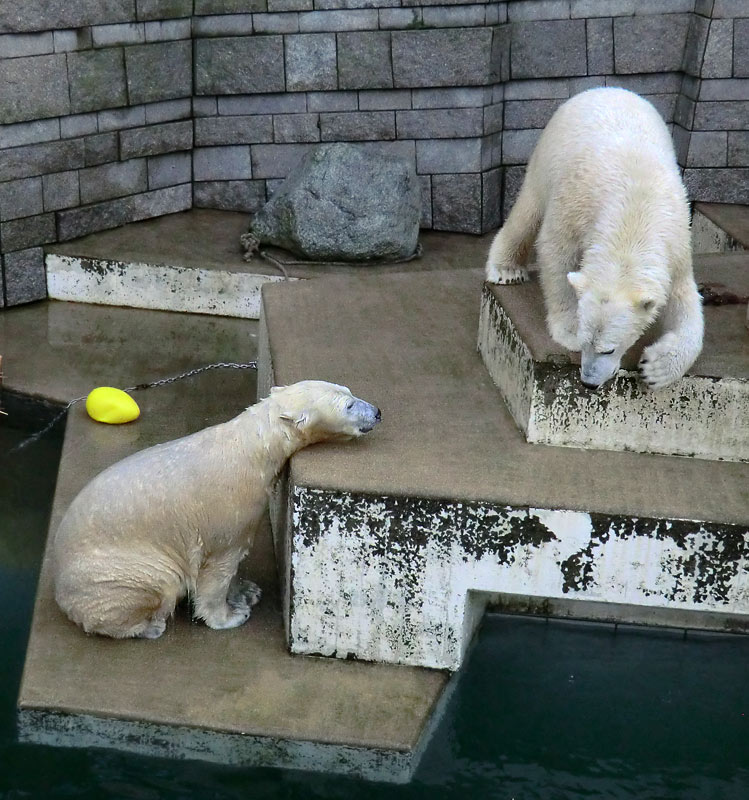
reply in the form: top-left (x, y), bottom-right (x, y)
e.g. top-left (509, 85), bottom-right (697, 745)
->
top-left (243, 143), bottom-right (421, 263)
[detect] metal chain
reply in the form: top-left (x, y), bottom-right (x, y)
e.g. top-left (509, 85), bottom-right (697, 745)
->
top-left (8, 361), bottom-right (258, 453)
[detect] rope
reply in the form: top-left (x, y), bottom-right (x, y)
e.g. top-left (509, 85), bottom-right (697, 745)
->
top-left (8, 361), bottom-right (258, 453)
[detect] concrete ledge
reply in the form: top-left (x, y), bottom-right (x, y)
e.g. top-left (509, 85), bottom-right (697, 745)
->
top-left (478, 259), bottom-right (749, 463)
top-left (693, 203), bottom-right (749, 254)
top-left (259, 268), bottom-right (749, 672)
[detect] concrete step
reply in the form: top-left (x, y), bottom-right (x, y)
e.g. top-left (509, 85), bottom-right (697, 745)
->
top-left (45, 209), bottom-right (480, 319)
top-left (478, 253), bottom-right (749, 463)
top-left (693, 203), bottom-right (749, 254)
top-left (259, 267), bottom-right (749, 672)
top-left (6, 301), bottom-right (446, 781)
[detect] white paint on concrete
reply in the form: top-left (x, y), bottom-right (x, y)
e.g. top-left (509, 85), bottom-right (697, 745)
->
top-left (47, 253), bottom-right (289, 319)
top-left (478, 287), bottom-right (749, 463)
top-left (285, 486), bottom-right (749, 671)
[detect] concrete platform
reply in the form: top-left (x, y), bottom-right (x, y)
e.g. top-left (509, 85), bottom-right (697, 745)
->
top-left (4, 301), bottom-right (447, 781)
top-left (259, 268), bottom-right (749, 672)
top-left (45, 210), bottom-right (484, 319)
top-left (478, 255), bottom-right (749, 463)
top-left (693, 203), bottom-right (749, 254)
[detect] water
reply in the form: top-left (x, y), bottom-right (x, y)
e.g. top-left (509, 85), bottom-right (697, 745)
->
top-left (1, 395), bottom-right (747, 799)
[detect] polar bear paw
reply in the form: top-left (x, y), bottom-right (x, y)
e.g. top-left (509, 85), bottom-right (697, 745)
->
top-left (485, 263), bottom-right (530, 285)
top-left (228, 579), bottom-right (262, 611)
top-left (203, 604), bottom-right (252, 630)
top-left (638, 334), bottom-right (686, 391)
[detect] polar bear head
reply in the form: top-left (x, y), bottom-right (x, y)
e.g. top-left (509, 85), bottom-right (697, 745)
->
top-left (271, 380), bottom-right (381, 441)
top-left (567, 270), bottom-right (666, 388)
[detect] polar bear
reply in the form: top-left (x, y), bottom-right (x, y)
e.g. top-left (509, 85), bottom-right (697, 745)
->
top-left (486, 87), bottom-right (703, 390)
top-left (53, 381), bottom-right (381, 639)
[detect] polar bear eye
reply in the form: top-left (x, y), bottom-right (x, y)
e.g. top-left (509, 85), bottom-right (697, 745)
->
top-left (345, 400), bottom-right (355, 410)
top-left (598, 348), bottom-right (615, 355)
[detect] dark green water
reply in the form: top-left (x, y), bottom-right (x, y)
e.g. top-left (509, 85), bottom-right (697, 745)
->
top-left (1, 395), bottom-right (748, 800)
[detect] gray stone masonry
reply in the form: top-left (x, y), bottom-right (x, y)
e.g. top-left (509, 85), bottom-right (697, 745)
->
top-left (0, 54), bottom-right (70, 124)
top-left (614, 14), bottom-right (692, 74)
top-left (432, 173), bottom-right (482, 234)
top-left (219, 93), bottom-right (307, 114)
top-left (307, 91), bottom-right (358, 111)
top-left (0, 141), bottom-right (85, 183)
top-left (42, 171), bottom-right (81, 211)
top-left (735, 19), bottom-right (749, 77)
top-left (83, 133), bottom-right (119, 167)
top-left (0, 178), bottom-right (44, 221)
top-left (320, 111), bottom-right (395, 141)
top-left (396, 108), bottom-right (484, 139)
top-left (0, 119), bottom-right (61, 150)
top-left (0, 1), bottom-right (134, 34)
top-left (0, 32), bottom-right (54, 59)
top-left (3, 247), bottom-right (46, 305)
top-left (504, 98), bottom-right (566, 128)
top-left (586, 17), bottom-right (614, 75)
top-left (337, 32), bottom-right (393, 90)
top-left (125, 40), bottom-right (192, 104)
top-left (511, 20), bottom-right (587, 79)
top-left (250, 143), bottom-right (313, 178)
top-left (195, 116), bottom-right (274, 145)
top-left (79, 159), bottom-right (148, 205)
top-left (274, 114), bottom-right (322, 142)
top-left (416, 138), bottom-right (484, 174)
top-left (0, 213), bottom-right (56, 252)
top-left (137, 0), bottom-right (193, 20)
top-left (285, 34), bottom-right (337, 91)
top-left (195, 37), bottom-right (285, 94)
top-left (193, 146), bottom-right (253, 180)
top-left (193, 15), bottom-right (255, 37)
top-left (728, 132), bottom-right (749, 167)
top-left (67, 49), bottom-right (128, 114)
top-left (687, 131), bottom-right (729, 167)
top-left (119, 121), bottom-right (193, 159)
top-left (193, 179), bottom-right (267, 211)
top-left (147, 152), bottom-right (192, 189)
top-left (98, 106), bottom-right (146, 132)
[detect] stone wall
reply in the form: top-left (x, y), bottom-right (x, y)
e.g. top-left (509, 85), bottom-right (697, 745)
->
top-left (1, 0), bottom-right (747, 307)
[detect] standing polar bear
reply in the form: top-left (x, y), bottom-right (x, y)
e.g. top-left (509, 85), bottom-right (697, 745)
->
top-left (486, 87), bottom-right (703, 390)
top-left (53, 381), bottom-right (381, 639)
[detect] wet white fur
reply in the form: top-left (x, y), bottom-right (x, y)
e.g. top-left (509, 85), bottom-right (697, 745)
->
top-left (486, 87), bottom-right (703, 390)
top-left (53, 381), bottom-right (377, 639)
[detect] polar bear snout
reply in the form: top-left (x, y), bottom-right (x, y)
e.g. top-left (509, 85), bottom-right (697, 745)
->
top-left (579, 349), bottom-right (622, 389)
top-left (348, 398), bottom-right (381, 434)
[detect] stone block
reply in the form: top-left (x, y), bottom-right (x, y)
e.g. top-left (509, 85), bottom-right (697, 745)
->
top-left (682, 13), bottom-right (710, 77)
top-left (673, 93), bottom-right (695, 129)
top-left (491, 23), bottom-right (511, 84)
top-left (137, 0), bottom-right (193, 20)
top-left (98, 106), bottom-right (147, 132)
top-left (700, 80), bottom-right (749, 102)
top-left (431, 173), bottom-right (482, 234)
top-left (735, 20), bottom-right (749, 78)
top-left (285, 33), bottom-right (337, 91)
top-left (57, 196), bottom-right (135, 241)
top-left (92, 23), bottom-right (145, 47)
top-left (605, 71), bottom-right (683, 95)
top-left (712, 0), bottom-right (748, 16)
top-left (195, 0), bottom-right (266, 12)
top-left (273, 113), bottom-right (321, 142)
top-left (484, 103), bottom-right (503, 135)
top-left (694, 102), bottom-right (749, 132)
top-left (253, 13), bottom-right (300, 33)
top-left (193, 14), bottom-right (254, 36)
top-left (422, 5), bottom-right (486, 27)
top-left (419, 174), bottom-right (431, 228)
top-left (120, 121), bottom-right (193, 159)
top-left (684, 168), bottom-right (749, 204)
top-left (482, 166), bottom-right (502, 233)
top-left (727, 133), bottom-right (749, 167)
top-left (511, 20), bottom-right (586, 79)
top-left (570, 0), bottom-right (634, 16)
top-left (687, 131), bottom-right (728, 167)
top-left (338, 32), bottom-right (393, 90)
top-left (79, 159), bottom-right (148, 205)
top-left (0, 32), bottom-right (53, 58)
top-left (0, 177), bottom-right (43, 221)
top-left (53, 29), bottom-right (93, 53)
top-left (392, 29), bottom-right (494, 88)
top-left (508, 0), bottom-right (571, 21)
top-left (648, 94), bottom-right (677, 123)
top-left (614, 14), bottom-right (690, 74)
top-left (196, 37), bottom-right (285, 95)
top-left (358, 90), bottom-right (411, 111)
top-left (147, 152), bottom-right (192, 189)
top-left (250, 143), bottom-right (312, 178)
top-left (504, 98), bottom-right (564, 129)
top-left (299, 9), bottom-right (378, 31)
top-left (193, 146), bottom-right (252, 180)
top-left (145, 19), bottom-right (192, 41)
top-left (502, 165), bottom-right (526, 218)
top-left (134, 184), bottom-right (192, 221)
top-left (125, 40), bottom-right (192, 104)
top-left (42, 171), bottom-right (80, 211)
top-left (0, 119), bottom-right (60, 149)
top-left (83, 133), bottom-right (120, 166)
top-left (0, 54), bottom-right (69, 124)
top-left (396, 108), bottom-right (484, 139)
top-left (268, 0), bottom-right (313, 10)
top-left (219, 93), bottom-right (306, 115)
top-left (145, 98), bottom-right (192, 124)
top-left (0, 214), bottom-right (56, 252)
top-left (411, 87), bottom-right (489, 110)
top-left (378, 9), bottom-right (422, 30)
top-left (306, 91), bottom-right (358, 112)
top-left (60, 113), bottom-right (98, 139)
top-left (320, 111), bottom-right (395, 141)
top-left (586, 17), bottom-right (614, 75)
top-left (0, 140), bottom-right (85, 183)
top-left (193, 180), bottom-right (267, 212)
top-left (3, 247), bottom-right (46, 306)
top-left (415, 138), bottom-right (483, 174)
top-left (68, 49), bottom-right (128, 114)
top-left (502, 128), bottom-right (541, 165)
top-left (0, 1), bottom-right (134, 34)
top-left (193, 97), bottom-right (219, 117)
top-left (195, 115), bottom-right (274, 145)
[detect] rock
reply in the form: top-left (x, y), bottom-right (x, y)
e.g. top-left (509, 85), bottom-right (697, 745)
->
top-left (244, 143), bottom-right (421, 262)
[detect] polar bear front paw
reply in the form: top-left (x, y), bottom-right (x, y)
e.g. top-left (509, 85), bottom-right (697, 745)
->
top-left (228, 579), bottom-right (262, 611)
top-left (485, 262), bottom-right (530, 285)
top-left (203, 604), bottom-right (252, 630)
top-left (548, 314), bottom-right (581, 352)
top-left (638, 334), bottom-right (686, 390)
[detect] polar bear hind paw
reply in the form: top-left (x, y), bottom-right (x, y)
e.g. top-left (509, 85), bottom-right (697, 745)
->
top-left (638, 334), bottom-right (686, 390)
top-left (485, 264), bottom-right (530, 286)
top-left (228, 579), bottom-right (262, 611)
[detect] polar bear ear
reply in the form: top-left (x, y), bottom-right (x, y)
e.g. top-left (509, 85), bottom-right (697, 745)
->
top-left (638, 297), bottom-right (656, 313)
top-left (567, 271), bottom-right (586, 292)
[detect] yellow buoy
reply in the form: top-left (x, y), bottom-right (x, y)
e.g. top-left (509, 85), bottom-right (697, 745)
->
top-left (85, 387), bottom-right (140, 424)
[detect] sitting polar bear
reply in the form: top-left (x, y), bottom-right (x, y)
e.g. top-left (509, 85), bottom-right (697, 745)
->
top-left (486, 87), bottom-right (703, 390)
top-left (53, 381), bottom-right (381, 639)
